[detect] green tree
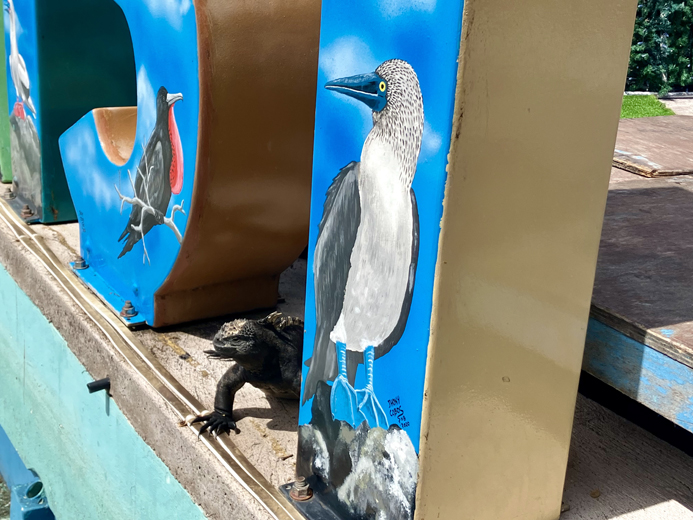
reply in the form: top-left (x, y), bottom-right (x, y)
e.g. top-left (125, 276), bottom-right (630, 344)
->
top-left (627, 1), bottom-right (693, 94)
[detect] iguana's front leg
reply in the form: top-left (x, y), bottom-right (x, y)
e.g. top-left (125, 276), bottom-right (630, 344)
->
top-left (194, 364), bottom-right (247, 436)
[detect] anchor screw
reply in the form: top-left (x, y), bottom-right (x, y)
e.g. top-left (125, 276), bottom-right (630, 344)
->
top-left (3, 187), bottom-right (15, 200)
top-left (120, 300), bottom-right (138, 319)
top-left (20, 204), bottom-right (33, 219)
top-left (73, 257), bottom-right (88, 270)
top-left (289, 476), bottom-right (313, 502)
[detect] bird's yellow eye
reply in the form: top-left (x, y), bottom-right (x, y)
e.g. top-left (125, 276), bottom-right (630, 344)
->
top-left (379, 81), bottom-right (386, 92)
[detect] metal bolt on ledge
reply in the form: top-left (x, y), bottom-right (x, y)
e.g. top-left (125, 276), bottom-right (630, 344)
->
top-left (20, 205), bottom-right (33, 219)
top-left (120, 300), bottom-right (138, 319)
top-left (73, 257), bottom-right (88, 270)
top-left (289, 476), bottom-right (313, 502)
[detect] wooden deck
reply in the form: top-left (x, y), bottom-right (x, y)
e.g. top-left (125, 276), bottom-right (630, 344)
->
top-left (614, 116), bottom-right (693, 177)
top-left (586, 167), bottom-right (693, 433)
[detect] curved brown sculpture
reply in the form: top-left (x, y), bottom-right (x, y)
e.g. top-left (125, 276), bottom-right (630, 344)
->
top-left (60, 0), bottom-right (321, 327)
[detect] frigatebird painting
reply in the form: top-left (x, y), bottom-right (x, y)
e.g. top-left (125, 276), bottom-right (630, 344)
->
top-left (303, 59), bottom-right (423, 429)
top-left (5, 0), bottom-right (35, 118)
top-left (117, 86), bottom-right (184, 262)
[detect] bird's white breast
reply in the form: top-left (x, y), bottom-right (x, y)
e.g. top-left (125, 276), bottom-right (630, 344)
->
top-left (330, 138), bottom-right (414, 351)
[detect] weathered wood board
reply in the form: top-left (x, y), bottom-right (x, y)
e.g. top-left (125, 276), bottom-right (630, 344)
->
top-left (613, 116), bottom-right (693, 177)
top-left (584, 318), bottom-right (693, 433)
top-left (589, 167), bottom-right (693, 432)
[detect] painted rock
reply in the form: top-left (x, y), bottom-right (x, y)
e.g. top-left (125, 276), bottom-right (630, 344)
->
top-left (60, 0), bottom-right (321, 327)
top-left (3, 0), bottom-right (136, 222)
top-left (295, 0), bottom-right (637, 519)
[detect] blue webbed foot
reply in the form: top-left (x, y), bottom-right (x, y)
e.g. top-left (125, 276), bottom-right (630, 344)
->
top-left (330, 374), bottom-right (366, 428)
top-left (357, 386), bottom-right (388, 429)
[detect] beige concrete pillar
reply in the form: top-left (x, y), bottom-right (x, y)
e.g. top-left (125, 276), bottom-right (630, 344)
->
top-left (416, 0), bottom-right (637, 519)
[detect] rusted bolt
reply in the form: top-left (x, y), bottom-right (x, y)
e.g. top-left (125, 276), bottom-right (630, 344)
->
top-left (73, 257), bottom-right (88, 270)
top-left (289, 476), bottom-right (313, 502)
top-left (20, 204), bottom-right (33, 218)
top-left (3, 187), bottom-right (15, 200)
top-left (120, 300), bottom-right (138, 318)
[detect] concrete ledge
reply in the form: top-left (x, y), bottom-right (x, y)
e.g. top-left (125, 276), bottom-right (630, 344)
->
top-left (0, 214), bottom-right (304, 519)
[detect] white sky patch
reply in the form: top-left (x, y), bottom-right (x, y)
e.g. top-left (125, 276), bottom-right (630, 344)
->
top-left (63, 125), bottom-right (118, 211)
top-left (320, 37), bottom-right (381, 139)
top-left (136, 66), bottom-right (156, 144)
top-left (141, 0), bottom-right (191, 30)
top-left (419, 119), bottom-right (442, 162)
top-left (378, 0), bottom-right (436, 18)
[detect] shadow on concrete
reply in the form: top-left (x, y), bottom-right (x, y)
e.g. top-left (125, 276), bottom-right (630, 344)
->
top-left (562, 388), bottom-right (693, 519)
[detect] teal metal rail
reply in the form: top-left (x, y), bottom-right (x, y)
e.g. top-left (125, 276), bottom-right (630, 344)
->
top-left (0, 425), bottom-right (54, 520)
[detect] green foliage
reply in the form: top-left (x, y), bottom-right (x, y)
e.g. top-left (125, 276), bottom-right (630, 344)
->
top-left (627, 1), bottom-right (693, 93)
top-left (621, 94), bottom-right (676, 118)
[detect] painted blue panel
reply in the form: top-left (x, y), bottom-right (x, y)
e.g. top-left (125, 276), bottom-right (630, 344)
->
top-left (4, 0), bottom-right (41, 213)
top-left (297, 1), bottom-right (464, 518)
top-left (60, 0), bottom-right (199, 326)
top-left (0, 263), bottom-right (206, 519)
top-left (584, 318), bottom-right (693, 434)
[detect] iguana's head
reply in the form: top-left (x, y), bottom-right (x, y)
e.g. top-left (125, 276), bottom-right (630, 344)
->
top-left (210, 319), bottom-right (260, 365)
top-left (208, 312), bottom-right (304, 372)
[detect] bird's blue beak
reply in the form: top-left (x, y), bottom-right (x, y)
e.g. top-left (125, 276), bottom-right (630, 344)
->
top-left (325, 72), bottom-right (387, 112)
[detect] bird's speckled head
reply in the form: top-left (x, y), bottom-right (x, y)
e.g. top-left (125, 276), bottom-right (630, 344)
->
top-left (372, 60), bottom-right (424, 186)
top-left (372, 60), bottom-right (422, 125)
top-left (326, 59), bottom-right (424, 186)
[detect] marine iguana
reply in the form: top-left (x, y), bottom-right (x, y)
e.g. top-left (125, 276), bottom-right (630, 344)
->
top-left (193, 312), bottom-right (303, 436)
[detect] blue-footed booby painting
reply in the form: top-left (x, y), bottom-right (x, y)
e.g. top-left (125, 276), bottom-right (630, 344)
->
top-left (303, 59), bottom-right (423, 429)
top-left (5, 0), bottom-right (35, 117)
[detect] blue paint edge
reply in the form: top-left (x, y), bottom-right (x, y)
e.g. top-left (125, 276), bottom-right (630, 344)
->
top-left (584, 317), bottom-right (693, 433)
top-left (71, 262), bottom-right (146, 327)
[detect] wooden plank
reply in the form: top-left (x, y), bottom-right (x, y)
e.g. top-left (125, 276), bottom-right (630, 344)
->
top-left (613, 116), bottom-right (693, 177)
top-left (593, 168), bottom-right (693, 373)
top-left (590, 304), bottom-right (693, 370)
top-left (583, 318), bottom-right (693, 434)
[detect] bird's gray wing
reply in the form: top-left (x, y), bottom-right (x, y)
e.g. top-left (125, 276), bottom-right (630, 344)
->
top-left (375, 188), bottom-right (419, 359)
top-left (302, 162), bottom-right (361, 404)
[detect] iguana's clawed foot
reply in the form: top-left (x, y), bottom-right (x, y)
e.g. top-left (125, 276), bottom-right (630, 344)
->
top-left (191, 410), bottom-right (237, 437)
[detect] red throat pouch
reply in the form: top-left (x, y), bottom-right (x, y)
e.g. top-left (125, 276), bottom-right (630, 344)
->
top-left (168, 105), bottom-right (184, 194)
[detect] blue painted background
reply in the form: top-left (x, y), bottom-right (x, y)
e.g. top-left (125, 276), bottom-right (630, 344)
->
top-left (59, 0), bottom-right (198, 325)
top-left (4, 0), bottom-right (39, 134)
top-left (299, 0), bottom-right (465, 452)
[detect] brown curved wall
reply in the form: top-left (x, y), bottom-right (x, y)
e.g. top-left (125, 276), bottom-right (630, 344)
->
top-left (154, 0), bottom-right (321, 326)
